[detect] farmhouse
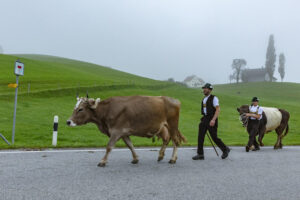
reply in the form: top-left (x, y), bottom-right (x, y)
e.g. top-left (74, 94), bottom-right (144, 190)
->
top-left (183, 75), bottom-right (205, 88)
top-left (241, 68), bottom-right (277, 82)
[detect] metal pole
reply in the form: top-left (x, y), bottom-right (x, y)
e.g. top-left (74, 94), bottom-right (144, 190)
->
top-left (12, 75), bottom-right (19, 144)
top-left (207, 133), bottom-right (219, 157)
top-left (27, 82), bottom-right (30, 95)
top-left (0, 133), bottom-right (10, 145)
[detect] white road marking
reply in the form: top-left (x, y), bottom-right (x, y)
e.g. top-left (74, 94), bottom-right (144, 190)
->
top-left (0, 146), bottom-right (299, 154)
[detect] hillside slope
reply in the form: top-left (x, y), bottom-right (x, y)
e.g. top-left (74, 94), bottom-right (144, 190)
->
top-left (0, 54), bottom-right (299, 148)
top-left (0, 54), bottom-right (162, 95)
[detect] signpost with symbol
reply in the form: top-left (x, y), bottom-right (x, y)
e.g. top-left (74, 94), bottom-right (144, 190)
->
top-left (12, 59), bottom-right (24, 144)
top-left (0, 59), bottom-right (24, 145)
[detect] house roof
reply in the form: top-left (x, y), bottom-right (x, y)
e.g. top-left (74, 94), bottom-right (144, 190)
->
top-left (183, 75), bottom-right (204, 83)
top-left (242, 68), bottom-right (267, 77)
top-left (242, 68), bottom-right (277, 81)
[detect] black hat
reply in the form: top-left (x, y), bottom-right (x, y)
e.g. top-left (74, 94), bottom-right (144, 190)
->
top-left (202, 83), bottom-right (213, 90)
top-left (252, 97), bottom-right (259, 102)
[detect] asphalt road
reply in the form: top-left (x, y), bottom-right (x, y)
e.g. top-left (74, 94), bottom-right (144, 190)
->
top-left (1, 146), bottom-right (300, 200)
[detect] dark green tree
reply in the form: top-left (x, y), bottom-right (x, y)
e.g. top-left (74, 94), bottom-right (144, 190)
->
top-left (265, 34), bottom-right (276, 82)
top-left (231, 59), bottom-right (247, 84)
top-left (278, 53), bottom-right (286, 82)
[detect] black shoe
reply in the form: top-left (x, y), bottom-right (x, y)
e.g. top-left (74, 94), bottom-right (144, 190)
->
top-left (254, 146), bottom-right (260, 151)
top-left (221, 147), bottom-right (230, 159)
top-left (192, 154), bottom-right (204, 160)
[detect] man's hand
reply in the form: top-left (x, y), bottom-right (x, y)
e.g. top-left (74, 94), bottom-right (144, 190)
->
top-left (245, 113), bottom-right (261, 119)
top-left (245, 113), bottom-right (252, 117)
top-left (210, 106), bottom-right (220, 127)
top-left (209, 120), bottom-right (216, 127)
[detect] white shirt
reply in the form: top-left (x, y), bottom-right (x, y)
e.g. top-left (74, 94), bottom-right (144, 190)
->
top-left (249, 105), bottom-right (263, 120)
top-left (203, 95), bottom-right (219, 115)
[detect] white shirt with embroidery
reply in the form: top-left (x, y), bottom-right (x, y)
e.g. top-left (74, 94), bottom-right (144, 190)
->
top-left (249, 105), bottom-right (263, 120)
top-left (203, 95), bottom-right (219, 115)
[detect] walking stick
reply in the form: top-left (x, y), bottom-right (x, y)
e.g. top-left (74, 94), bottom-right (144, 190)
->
top-left (207, 133), bottom-right (219, 157)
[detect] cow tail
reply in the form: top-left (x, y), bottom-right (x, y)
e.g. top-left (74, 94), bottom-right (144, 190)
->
top-left (284, 123), bottom-right (289, 136)
top-left (174, 130), bottom-right (187, 146)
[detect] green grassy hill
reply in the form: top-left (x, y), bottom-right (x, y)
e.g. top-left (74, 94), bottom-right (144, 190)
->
top-left (0, 54), bottom-right (299, 149)
top-left (0, 54), bottom-right (162, 95)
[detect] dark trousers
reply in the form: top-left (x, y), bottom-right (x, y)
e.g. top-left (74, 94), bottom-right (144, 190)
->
top-left (197, 116), bottom-right (227, 155)
top-left (247, 119), bottom-right (260, 148)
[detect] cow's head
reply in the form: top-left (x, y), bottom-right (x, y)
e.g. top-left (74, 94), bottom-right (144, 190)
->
top-left (67, 97), bottom-right (101, 127)
top-left (237, 105), bottom-right (250, 127)
top-left (237, 105), bottom-right (250, 115)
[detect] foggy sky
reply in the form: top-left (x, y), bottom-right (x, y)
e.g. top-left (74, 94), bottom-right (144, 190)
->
top-left (1, 0), bottom-right (299, 84)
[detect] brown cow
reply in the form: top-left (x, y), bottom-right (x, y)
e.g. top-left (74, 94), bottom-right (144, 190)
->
top-left (67, 96), bottom-right (186, 167)
top-left (237, 105), bottom-right (290, 150)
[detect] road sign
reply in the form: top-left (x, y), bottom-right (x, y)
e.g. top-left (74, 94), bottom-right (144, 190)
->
top-left (14, 60), bottom-right (24, 76)
top-left (11, 59), bottom-right (24, 144)
top-left (8, 83), bottom-right (18, 88)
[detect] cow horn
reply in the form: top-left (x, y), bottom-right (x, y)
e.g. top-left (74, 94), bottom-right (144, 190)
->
top-left (76, 92), bottom-right (79, 101)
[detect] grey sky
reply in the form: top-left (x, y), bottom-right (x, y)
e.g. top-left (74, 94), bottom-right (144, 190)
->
top-left (1, 0), bottom-right (299, 83)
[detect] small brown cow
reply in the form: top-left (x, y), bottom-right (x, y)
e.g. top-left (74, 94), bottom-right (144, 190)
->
top-left (67, 96), bottom-right (186, 167)
top-left (237, 105), bottom-right (290, 149)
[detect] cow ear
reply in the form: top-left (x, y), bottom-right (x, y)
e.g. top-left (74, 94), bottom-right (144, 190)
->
top-left (237, 108), bottom-right (240, 112)
top-left (88, 98), bottom-right (100, 109)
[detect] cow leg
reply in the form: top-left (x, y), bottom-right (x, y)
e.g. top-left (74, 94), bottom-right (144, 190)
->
top-left (279, 128), bottom-right (287, 149)
top-left (158, 126), bottom-right (170, 162)
top-left (279, 126), bottom-right (288, 149)
top-left (169, 144), bottom-right (178, 164)
top-left (98, 134), bottom-right (121, 167)
top-left (158, 140), bottom-right (170, 162)
top-left (279, 135), bottom-right (284, 149)
top-left (169, 128), bottom-right (179, 164)
top-left (278, 133), bottom-right (285, 149)
top-left (274, 134), bottom-right (281, 149)
top-left (122, 136), bottom-right (139, 164)
top-left (274, 127), bottom-right (285, 149)
top-left (258, 126), bottom-right (266, 147)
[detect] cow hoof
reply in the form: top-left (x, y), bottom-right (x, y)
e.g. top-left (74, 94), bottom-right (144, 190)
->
top-left (131, 159), bottom-right (139, 164)
top-left (260, 143), bottom-right (265, 147)
top-left (169, 160), bottom-right (176, 164)
top-left (157, 156), bottom-right (164, 162)
top-left (97, 162), bottom-right (106, 167)
top-left (245, 146), bottom-right (249, 152)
